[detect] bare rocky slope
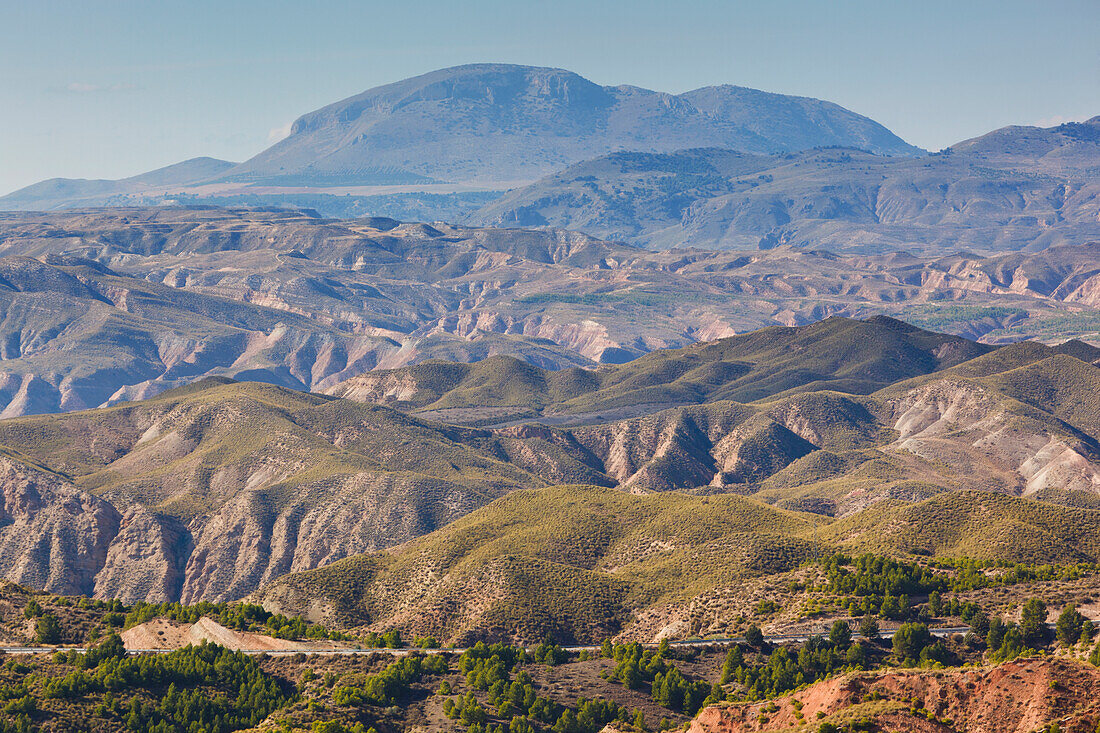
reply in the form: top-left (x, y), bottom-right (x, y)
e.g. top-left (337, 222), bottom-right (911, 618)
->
top-left (0, 379), bottom-right (609, 603)
top-left (689, 657), bottom-right (1100, 733)
top-left (3, 208), bottom-right (1100, 416)
top-left (331, 318), bottom-right (1100, 506)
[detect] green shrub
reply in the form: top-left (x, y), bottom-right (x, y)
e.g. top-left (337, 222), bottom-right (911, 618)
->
top-left (35, 613), bottom-right (62, 644)
top-left (1056, 604), bottom-right (1085, 646)
top-left (892, 623), bottom-right (931, 665)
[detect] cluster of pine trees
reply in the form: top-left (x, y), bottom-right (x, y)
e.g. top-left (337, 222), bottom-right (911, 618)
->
top-left (43, 635), bottom-right (292, 732)
top-left (333, 654), bottom-right (447, 706)
top-left (438, 641), bottom-right (650, 733)
top-left (720, 629), bottom-right (870, 701)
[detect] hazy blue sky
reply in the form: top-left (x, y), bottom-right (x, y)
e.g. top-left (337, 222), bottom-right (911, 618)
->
top-left (2, 0), bottom-right (1097, 194)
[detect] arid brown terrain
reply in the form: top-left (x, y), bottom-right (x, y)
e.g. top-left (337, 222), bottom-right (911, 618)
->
top-left (2, 31), bottom-right (1098, 733)
top-left (3, 207), bottom-right (1100, 418)
top-left (690, 658), bottom-right (1100, 733)
top-left (0, 316), bottom-right (1099, 621)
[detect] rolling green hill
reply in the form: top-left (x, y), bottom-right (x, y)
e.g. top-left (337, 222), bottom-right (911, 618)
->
top-left (822, 490), bottom-right (1100, 563)
top-left (255, 486), bottom-right (1100, 643)
top-left (253, 484), bottom-right (821, 643)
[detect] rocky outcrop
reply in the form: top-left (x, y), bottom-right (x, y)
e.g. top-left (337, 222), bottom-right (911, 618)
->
top-left (0, 458), bottom-right (120, 596)
top-left (888, 377), bottom-right (1100, 495)
top-left (566, 398), bottom-right (874, 494)
top-left (178, 471), bottom-right (490, 603)
top-left (0, 451), bottom-right (504, 604)
top-left (120, 616), bottom-right (344, 652)
top-left (327, 371), bottom-right (423, 406)
top-left (93, 507), bottom-right (190, 603)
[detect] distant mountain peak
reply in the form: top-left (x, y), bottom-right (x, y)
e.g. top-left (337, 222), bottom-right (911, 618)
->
top-left (949, 114), bottom-right (1100, 175)
top-left (289, 63), bottom-right (613, 138)
top-left (0, 157), bottom-right (237, 210)
top-left (218, 63), bottom-right (923, 187)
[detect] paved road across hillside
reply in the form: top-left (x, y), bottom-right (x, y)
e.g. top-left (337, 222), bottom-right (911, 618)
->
top-left (0, 626), bottom-right (972, 656)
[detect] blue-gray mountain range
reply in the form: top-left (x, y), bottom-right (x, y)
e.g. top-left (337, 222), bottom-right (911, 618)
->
top-left (471, 117), bottom-right (1100, 253)
top-left (2, 65), bottom-right (1096, 258)
top-left (2, 63), bottom-right (921, 206)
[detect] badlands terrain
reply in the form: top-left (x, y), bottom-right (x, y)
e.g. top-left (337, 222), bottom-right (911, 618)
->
top-left (3, 208), bottom-right (1100, 417)
top-left (1, 316), bottom-right (1100, 626)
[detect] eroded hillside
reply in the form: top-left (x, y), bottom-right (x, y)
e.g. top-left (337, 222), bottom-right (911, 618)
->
top-left (690, 657), bottom-right (1100, 733)
top-left (2, 208), bottom-right (1100, 416)
top-left (0, 379), bottom-right (611, 602)
top-left (3, 317), bottom-right (1100, 608)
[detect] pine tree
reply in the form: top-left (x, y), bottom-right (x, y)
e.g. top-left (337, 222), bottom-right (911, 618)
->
top-left (744, 624), bottom-right (764, 647)
top-left (858, 615), bottom-right (879, 640)
top-left (35, 613), bottom-right (62, 644)
top-left (1020, 598), bottom-right (1048, 646)
top-left (829, 620), bottom-right (851, 647)
top-left (1056, 604), bottom-right (1085, 647)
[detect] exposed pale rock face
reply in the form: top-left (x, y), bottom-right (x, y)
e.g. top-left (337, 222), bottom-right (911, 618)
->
top-left (93, 507), bottom-right (190, 603)
top-left (889, 378), bottom-right (1100, 495)
top-left (177, 472), bottom-right (489, 603)
top-left (0, 453), bottom-right (498, 603)
top-left (327, 372), bottom-right (423, 405)
top-left (0, 378), bottom-right (543, 603)
top-left (0, 458), bottom-right (119, 596)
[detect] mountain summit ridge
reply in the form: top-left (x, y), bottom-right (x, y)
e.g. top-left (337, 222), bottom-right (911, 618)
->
top-left (218, 63), bottom-right (924, 186)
